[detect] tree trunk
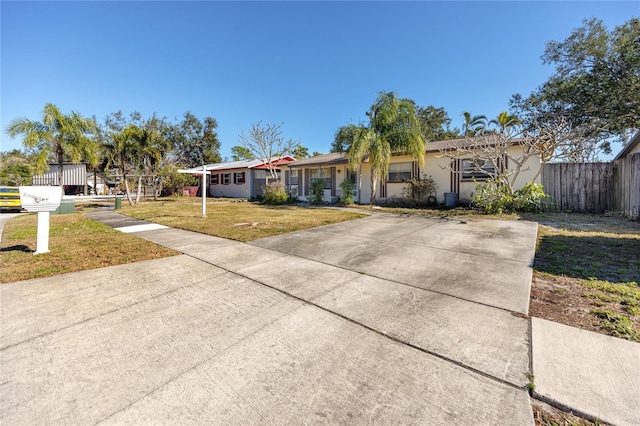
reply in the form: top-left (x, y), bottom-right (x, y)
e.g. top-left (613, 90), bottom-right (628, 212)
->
top-left (152, 178), bottom-right (158, 201)
top-left (369, 172), bottom-right (377, 205)
top-left (123, 174), bottom-right (134, 206)
top-left (57, 150), bottom-right (64, 189)
top-left (135, 176), bottom-right (143, 205)
top-left (93, 167), bottom-right (98, 195)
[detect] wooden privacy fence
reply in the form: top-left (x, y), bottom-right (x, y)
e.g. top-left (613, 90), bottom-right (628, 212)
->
top-left (541, 153), bottom-right (640, 220)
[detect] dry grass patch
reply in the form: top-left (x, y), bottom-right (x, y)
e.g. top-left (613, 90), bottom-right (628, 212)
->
top-left (532, 399), bottom-right (605, 426)
top-left (524, 212), bottom-right (640, 341)
top-left (1, 213), bottom-right (178, 284)
top-left (120, 198), bottom-right (368, 242)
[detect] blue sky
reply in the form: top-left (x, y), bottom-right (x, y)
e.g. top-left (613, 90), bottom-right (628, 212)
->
top-left (1, 1), bottom-right (637, 160)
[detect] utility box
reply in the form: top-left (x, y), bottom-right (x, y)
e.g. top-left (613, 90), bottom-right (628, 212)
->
top-left (53, 199), bottom-right (75, 215)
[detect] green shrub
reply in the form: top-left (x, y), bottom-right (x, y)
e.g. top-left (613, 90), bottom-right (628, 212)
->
top-left (472, 179), bottom-right (513, 214)
top-left (513, 182), bottom-right (555, 212)
top-left (472, 179), bottom-right (554, 214)
top-left (310, 179), bottom-right (325, 204)
top-left (402, 175), bottom-right (437, 203)
top-left (339, 180), bottom-right (355, 204)
top-left (287, 187), bottom-right (299, 204)
top-left (262, 181), bottom-right (288, 205)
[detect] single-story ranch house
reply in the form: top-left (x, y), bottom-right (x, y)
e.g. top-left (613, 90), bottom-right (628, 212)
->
top-left (180, 156), bottom-right (296, 199)
top-left (181, 138), bottom-right (541, 204)
top-left (282, 138), bottom-right (542, 204)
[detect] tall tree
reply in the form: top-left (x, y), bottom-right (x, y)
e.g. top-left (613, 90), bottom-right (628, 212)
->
top-left (291, 143), bottom-right (310, 159)
top-left (461, 112), bottom-right (488, 137)
top-left (134, 116), bottom-right (171, 202)
top-left (103, 124), bottom-right (140, 205)
top-left (511, 17), bottom-right (640, 147)
top-left (169, 111), bottom-right (221, 167)
top-left (0, 149), bottom-right (33, 186)
top-left (6, 103), bottom-right (98, 187)
top-left (414, 105), bottom-right (460, 141)
top-left (334, 91), bottom-right (425, 204)
top-left (230, 145), bottom-right (255, 161)
top-left (488, 111), bottom-right (522, 134)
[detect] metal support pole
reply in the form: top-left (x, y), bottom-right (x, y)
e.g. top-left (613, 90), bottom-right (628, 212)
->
top-left (201, 164), bottom-right (206, 217)
top-left (34, 211), bottom-right (51, 255)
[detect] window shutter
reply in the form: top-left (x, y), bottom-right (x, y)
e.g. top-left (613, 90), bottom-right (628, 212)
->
top-left (305, 169), bottom-right (310, 196)
top-left (451, 160), bottom-right (460, 194)
top-left (331, 167), bottom-right (336, 196)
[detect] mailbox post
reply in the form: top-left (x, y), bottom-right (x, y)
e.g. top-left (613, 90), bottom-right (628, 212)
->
top-left (19, 186), bottom-right (63, 255)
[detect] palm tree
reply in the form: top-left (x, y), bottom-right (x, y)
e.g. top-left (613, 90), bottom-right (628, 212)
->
top-left (103, 124), bottom-right (140, 205)
top-left (133, 121), bottom-right (170, 202)
top-left (489, 111), bottom-right (522, 134)
top-left (6, 103), bottom-right (97, 187)
top-left (334, 91), bottom-right (425, 204)
top-left (461, 112), bottom-right (488, 136)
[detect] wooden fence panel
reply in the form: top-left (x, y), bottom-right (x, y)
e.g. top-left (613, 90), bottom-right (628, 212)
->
top-left (542, 162), bottom-right (615, 213)
top-left (615, 154), bottom-right (640, 220)
top-left (542, 155), bottom-right (639, 220)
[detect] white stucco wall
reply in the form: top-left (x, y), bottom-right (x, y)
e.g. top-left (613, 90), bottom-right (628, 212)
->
top-left (208, 168), bottom-right (252, 198)
top-left (284, 146), bottom-right (542, 205)
top-left (360, 148), bottom-right (542, 204)
top-left (423, 145), bottom-right (542, 203)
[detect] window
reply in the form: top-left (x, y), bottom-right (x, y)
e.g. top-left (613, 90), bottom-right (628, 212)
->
top-left (387, 162), bottom-right (412, 182)
top-left (286, 170), bottom-right (299, 185)
top-left (461, 159), bottom-right (495, 181)
top-left (210, 174), bottom-right (219, 185)
top-left (222, 173), bottom-right (231, 185)
top-left (310, 168), bottom-right (331, 189)
top-left (234, 172), bottom-right (245, 184)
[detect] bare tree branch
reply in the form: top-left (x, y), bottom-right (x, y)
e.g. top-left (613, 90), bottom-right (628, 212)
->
top-left (238, 121), bottom-right (297, 181)
top-left (436, 113), bottom-right (598, 195)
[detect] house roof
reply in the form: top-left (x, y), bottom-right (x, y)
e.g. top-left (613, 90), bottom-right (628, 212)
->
top-left (426, 136), bottom-right (524, 152)
top-left (180, 156), bottom-right (295, 173)
top-left (282, 136), bottom-right (524, 169)
top-left (614, 131), bottom-right (640, 161)
top-left (286, 152), bottom-right (349, 168)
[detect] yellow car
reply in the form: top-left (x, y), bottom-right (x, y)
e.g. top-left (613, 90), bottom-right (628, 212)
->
top-left (0, 186), bottom-right (22, 211)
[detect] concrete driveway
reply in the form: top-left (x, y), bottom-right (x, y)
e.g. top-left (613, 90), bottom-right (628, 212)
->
top-left (1, 211), bottom-right (537, 425)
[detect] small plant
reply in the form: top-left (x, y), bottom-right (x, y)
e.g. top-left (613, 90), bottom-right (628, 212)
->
top-left (524, 372), bottom-right (535, 393)
top-left (339, 180), bottom-right (355, 205)
top-left (310, 179), bottom-right (325, 204)
top-left (287, 187), bottom-right (299, 204)
top-left (262, 181), bottom-right (288, 205)
top-left (591, 308), bottom-right (640, 340)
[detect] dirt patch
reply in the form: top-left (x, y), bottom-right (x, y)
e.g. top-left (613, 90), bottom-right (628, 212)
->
top-left (531, 399), bottom-right (606, 426)
top-left (530, 273), bottom-right (607, 334)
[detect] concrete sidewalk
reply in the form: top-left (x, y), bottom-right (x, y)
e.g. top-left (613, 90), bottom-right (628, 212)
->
top-left (2, 208), bottom-right (638, 425)
top-left (532, 318), bottom-right (640, 425)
